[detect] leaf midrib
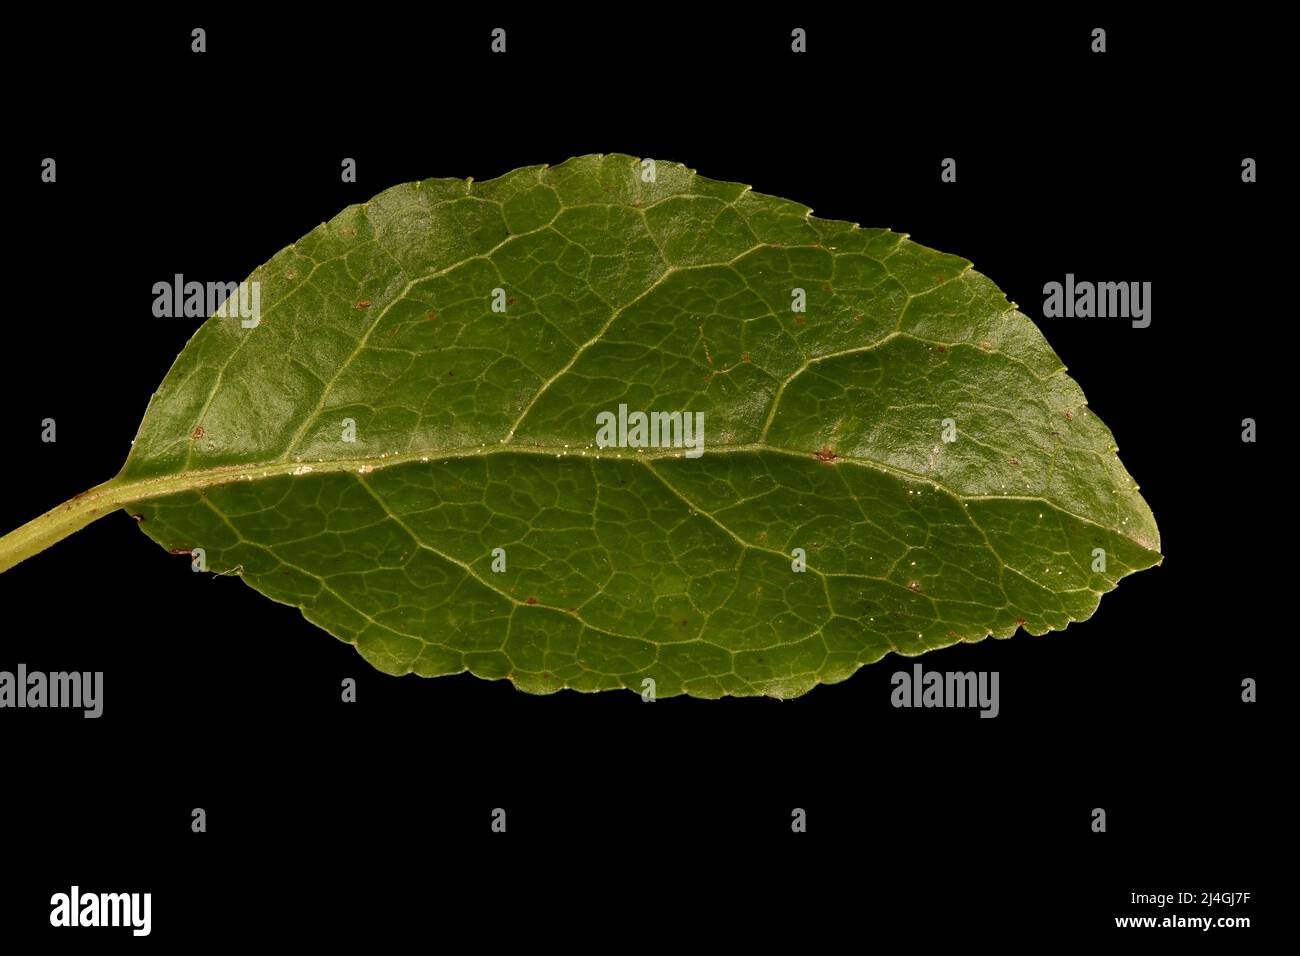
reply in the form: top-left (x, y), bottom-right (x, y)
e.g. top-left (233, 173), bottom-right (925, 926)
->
top-left (95, 440), bottom-right (1155, 553)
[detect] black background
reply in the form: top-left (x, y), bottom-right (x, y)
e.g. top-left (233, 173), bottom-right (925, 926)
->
top-left (2, 10), bottom-right (1277, 944)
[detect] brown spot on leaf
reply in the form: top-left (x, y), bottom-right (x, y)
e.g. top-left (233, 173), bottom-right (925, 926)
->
top-left (506, 297), bottom-right (517, 306)
top-left (815, 447), bottom-right (837, 462)
top-left (1009, 457), bottom-right (1020, 466)
top-left (937, 345), bottom-right (947, 353)
top-left (191, 425), bottom-right (204, 440)
top-left (907, 581), bottom-right (921, 592)
top-left (794, 315), bottom-right (805, 326)
top-left (1064, 410), bottom-right (1074, 420)
top-left (526, 597), bottom-right (538, 605)
top-left (934, 275), bottom-right (946, 285)
top-left (426, 310), bottom-right (438, 321)
top-left (355, 299), bottom-right (372, 310)
top-left (741, 352), bottom-right (751, 363)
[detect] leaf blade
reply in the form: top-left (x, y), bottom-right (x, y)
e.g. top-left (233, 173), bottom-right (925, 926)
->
top-left (111, 154), bottom-right (1159, 697)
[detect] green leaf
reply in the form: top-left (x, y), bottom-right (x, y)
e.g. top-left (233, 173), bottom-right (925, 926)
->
top-left (0, 154), bottom-right (1160, 699)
